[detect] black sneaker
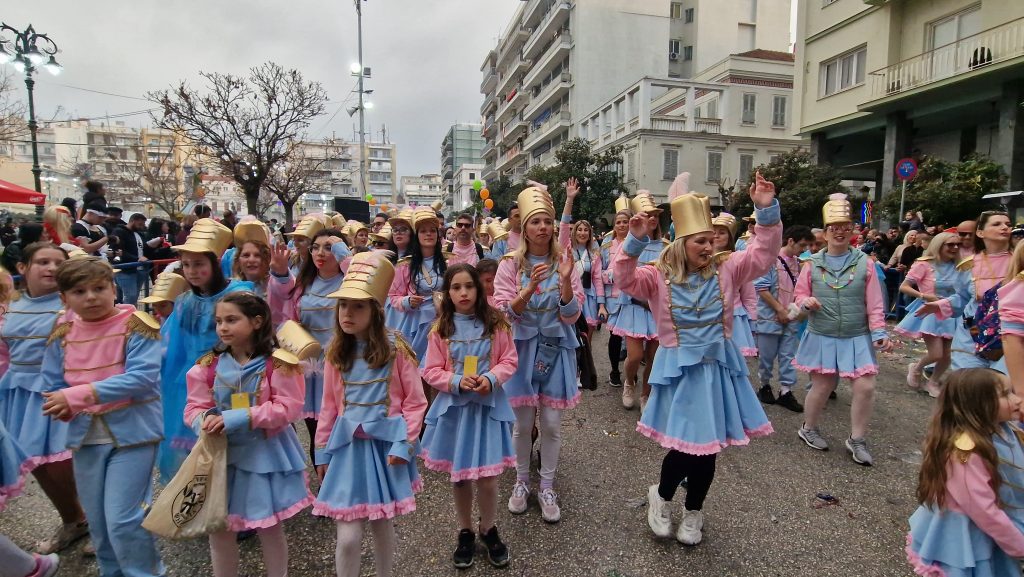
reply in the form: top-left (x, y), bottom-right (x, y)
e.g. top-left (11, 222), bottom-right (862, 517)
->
top-left (480, 525), bottom-right (510, 567)
top-left (775, 391), bottom-right (804, 413)
top-left (453, 529), bottom-right (475, 569)
top-left (609, 371), bottom-right (622, 388)
top-left (757, 384), bottom-right (776, 405)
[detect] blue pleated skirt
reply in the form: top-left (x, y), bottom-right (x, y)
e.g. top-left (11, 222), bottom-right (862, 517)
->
top-left (504, 337), bottom-right (580, 409)
top-left (0, 380), bottom-right (71, 471)
top-left (731, 312), bottom-right (758, 357)
top-left (609, 301), bottom-right (657, 340)
top-left (313, 437), bottom-right (421, 522)
top-left (794, 332), bottom-right (879, 379)
top-left (420, 401), bottom-right (515, 482)
top-left (225, 429), bottom-right (313, 531)
top-left (906, 505), bottom-right (1020, 577)
top-left (894, 299), bottom-right (956, 339)
top-left (0, 419), bottom-right (29, 512)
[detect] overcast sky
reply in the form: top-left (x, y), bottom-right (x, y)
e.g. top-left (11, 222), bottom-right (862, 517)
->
top-left (3, 0), bottom-right (521, 177)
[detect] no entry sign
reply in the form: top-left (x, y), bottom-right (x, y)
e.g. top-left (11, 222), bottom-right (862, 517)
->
top-left (896, 158), bottom-right (918, 181)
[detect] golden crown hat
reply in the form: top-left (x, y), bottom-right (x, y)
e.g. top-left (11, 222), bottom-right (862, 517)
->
top-left (412, 207), bottom-right (441, 230)
top-left (630, 191), bottom-right (662, 215)
top-left (173, 218), bottom-right (233, 257)
top-left (501, 218), bottom-right (510, 231)
top-left (711, 212), bottom-right (739, 237)
top-left (139, 272), bottom-right (190, 304)
top-left (369, 223), bottom-right (393, 244)
top-left (430, 199), bottom-right (445, 212)
top-left (614, 195), bottom-right (631, 214)
top-left (343, 220), bottom-right (368, 237)
top-left (327, 251), bottom-right (395, 305)
top-left (285, 214), bottom-right (326, 239)
top-left (330, 214), bottom-right (347, 230)
top-left (233, 218), bottom-right (271, 247)
top-left (486, 221), bottom-right (508, 242)
top-left (517, 186), bottom-right (555, 224)
top-left (823, 193), bottom-right (853, 226)
top-left (477, 222), bottom-right (489, 237)
top-left (276, 320), bottom-right (323, 361)
top-left (671, 193), bottom-right (714, 238)
top-left (388, 207), bottom-right (415, 230)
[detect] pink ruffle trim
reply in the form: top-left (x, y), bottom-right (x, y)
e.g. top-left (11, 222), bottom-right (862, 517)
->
top-left (893, 327), bottom-right (954, 340)
top-left (312, 492), bottom-right (418, 522)
top-left (609, 325), bottom-right (658, 341)
top-left (421, 455), bottom-right (517, 482)
top-left (636, 422), bottom-right (774, 456)
top-left (508, 394), bottom-right (580, 410)
top-left (22, 450), bottom-right (72, 473)
top-left (904, 533), bottom-right (947, 577)
top-left (740, 347), bottom-right (758, 357)
top-left (226, 493), bottom-right (315, 532)
top-left (0, 461), bottom-right (33, 513)
top-left (792, 362), bottom-right (878, 379)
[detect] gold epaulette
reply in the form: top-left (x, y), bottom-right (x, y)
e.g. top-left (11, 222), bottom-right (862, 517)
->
top-left (196, 351), bottom-right (216, 367)
top-left (712, 251), bottom-right (732, 266)
top-left (501, 252), bottom-right (516, 261)
top-left (956, 256), bottom-right (974, 272)
top-left (1016, 271), bottom-right (1024, 282)
top-left (47, 320), bottom-right (72, 346)
top-left (494, 312), bottom-right (511, 332)
top-left (10, 291), bottom-right (21, 302)
top-left (429, 319), bottom-right (443, 335)
top-left (442, 251), bottom-right (456, 260)
top-left (916, 255), bottom-right (935, 262)
top-left (393, 331), bottom-right (417, 363)
top-left (396, 256), bottom-right (412, 266)
top-left (660, 238), bottom-right (670, 245)
top-left (271, 349), bottom-right (301, 374)
top-left (127, 311), bottom-right (161, 340)
top-left (954, 431), bottom-right (976, 463)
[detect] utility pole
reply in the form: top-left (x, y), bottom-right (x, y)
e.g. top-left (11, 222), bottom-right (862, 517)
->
top-left (355, 0), bottom-right (367, 201)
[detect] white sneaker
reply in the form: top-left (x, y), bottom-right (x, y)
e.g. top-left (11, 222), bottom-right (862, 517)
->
top-left (676, 509), bottom-right (704, 545)
top-left (646, 485), bottom-right (672, 537)
top-left (622, 381), bottom-right (636, 409)
top-left (539, 488), bottom-right (561, 523)
top-left (507, 481), bottom-right (529, 514)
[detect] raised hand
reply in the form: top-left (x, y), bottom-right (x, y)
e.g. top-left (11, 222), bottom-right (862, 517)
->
top-left (628, 212), bottom-right (649, 239)
top-left (748, 171), bottom-right (777, 209)
top-left (565, 177), bottom-right (581, 200)
top-left (270, 241), bottom-right (291, 276)
top-left (558, 249), bottom-right (574, 280)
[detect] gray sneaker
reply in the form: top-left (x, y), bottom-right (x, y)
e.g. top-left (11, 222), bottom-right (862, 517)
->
top-left (846, 437), bottom-right (874, 466)
top-left (798, 426), bottom-right (829, 451)
top-left (539, 488), bottom-right (561, 523)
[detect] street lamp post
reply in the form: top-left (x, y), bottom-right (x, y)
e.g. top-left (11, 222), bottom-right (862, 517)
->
top-left (0, 23), bottom-right (63, 194)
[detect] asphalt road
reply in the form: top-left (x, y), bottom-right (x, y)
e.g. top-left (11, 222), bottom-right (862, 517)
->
top-left (0, 328), bottom-right (932, 576)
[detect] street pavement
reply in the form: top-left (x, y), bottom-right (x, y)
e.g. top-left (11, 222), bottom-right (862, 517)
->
top-left (0, 328), bottom-right (932, 576)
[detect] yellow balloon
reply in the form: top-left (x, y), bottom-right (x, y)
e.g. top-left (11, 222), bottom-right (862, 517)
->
top-left (480, 189), bottom-right (490, 200)
top-left (484, 198), bottom-right (494, 210)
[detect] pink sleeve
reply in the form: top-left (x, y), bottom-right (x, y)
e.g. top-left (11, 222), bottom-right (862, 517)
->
top-left (421, 331), bottom-right (456, 393)
top-left (740, 281), bottom-right (757, 319)
top-left (999, 280), bottom-right (1024, 331)
top-left (948, 454), bottom-right (1024, 557)
top-left (268, 275), bottom-right (299, 323)
top-left (183, 363), bottom-right (216, 428)
top-left (392, 347), bottom-right (428, 442)
top-left (487, 328), bottom-right (519, 387)
top-left (864, 262), bottom-right (886, 332)
top-left (314, 362), bottom-right (341, 450)
top-left (493, 259), bottom-right (519, 311)
top-left (388, 262), bottom-right (413, 312)
top-left (249, 363), bottom-right (304, 430)
top-left (611, 239), bottom-right (662, 301)
top-left (559, 221), bottom-right (572, 251)
top-left (63, 384), bottom-right (100, 416)
top-left (905, 261), bottom-right (928, 285)
top-left (561, 269), bottom-right (585, 325)
top-left (793, 263), bottom-right (813, 308)
top-left (592, 252), bottom-right (605, 299)
top-left (339, 256), bottom-right (351, 276)
top-left (0, 335), bottom-right (8, 378)
top-left (722, 221), bottom-right (783, 286)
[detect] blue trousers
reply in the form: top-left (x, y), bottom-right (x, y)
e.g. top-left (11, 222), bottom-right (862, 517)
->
top-left (756, 324), bottom-right (799, 388)
top-left (74, 443), bottom-right (164, 577)
top-left (115, 269), bottom-right (145, 307)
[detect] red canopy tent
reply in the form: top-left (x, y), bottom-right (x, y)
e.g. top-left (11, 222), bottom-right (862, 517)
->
top-left (0, 180), bottom-right (47, 206)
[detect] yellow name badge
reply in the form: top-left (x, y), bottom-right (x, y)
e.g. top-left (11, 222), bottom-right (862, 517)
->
top-left (463, 356), bottom-right (479, 377)
top-left (230, 393), bottom-right (251, 410)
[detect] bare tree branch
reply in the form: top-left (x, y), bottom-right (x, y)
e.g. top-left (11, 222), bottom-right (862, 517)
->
top-left (262, 138), bottom-right (345, 228)
top-left (0, 70), bottom-right (28, 144)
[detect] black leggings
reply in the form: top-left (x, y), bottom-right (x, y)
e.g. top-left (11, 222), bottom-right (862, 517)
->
top-left (305, 418), bottom-right (317, 466)
top-left (657, 451), bottom-right (717, 511)
top-left (608, 333), bottom-right (623, 375)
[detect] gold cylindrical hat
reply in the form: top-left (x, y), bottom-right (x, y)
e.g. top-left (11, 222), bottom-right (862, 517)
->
top-left (330, 214), bottom-right (347, 230)
top-left (430, 199), bottom-right (445, 212)
top-left (823, 193), bottom-right (852, 226)
top-left (327, 251), bottom-right (395, 305)
top-left (711, 212), bottom-right (739, 237)
top-left (276, 320), bottom-right (323, 361)
top-left (412, 207), bottom-right (441, 230)
top-left (233, 219), bottom-right (271, 247)
top-left (671, 194), bottom-right (714, 238)
top-left (139, 272), bottom-right (190, 304)
top-left (487, 221), bottom-right (508, 242)
top-left (369, 223), bottom-right (392, 244)
top-left (388, 208), bottom-right (414, 230)
top-left (286, 214), bottom-right (326, 239)
top-left (477, 223), bottom-right (489, 237)
top-left (343, 220), bottom-right (368, 238)
top-left (630, 191), bottom-right (662, 215)
top-left (516, 186), bottom-right (554, 224)
top-left (614, 195), bottom-right (630, 214)
top-left (173, 218), bottom-right (233, 257)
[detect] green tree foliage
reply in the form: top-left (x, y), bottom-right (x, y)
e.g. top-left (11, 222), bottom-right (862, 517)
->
top-left (727, 149), bottom-right (843, 227)
top-left (878, 154), bottom-right (1008, 227)
top-left (519, 138), bottom-right (626, 224)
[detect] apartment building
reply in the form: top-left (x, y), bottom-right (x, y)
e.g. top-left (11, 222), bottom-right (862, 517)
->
top-left (441, 123), bottom-right (484, 209)
top-left (793, 0), bottom-right (1024, 201)
top-left (480, 0), bottom-right (792, 184)
top-left (399, 173), bottom-right (444, 208)
top-left (294, 139), bottom-right (398, 212)
top-left (580, 51), bottom-right (806, 204)
top-left (453, 164), bottom-right (486, 213)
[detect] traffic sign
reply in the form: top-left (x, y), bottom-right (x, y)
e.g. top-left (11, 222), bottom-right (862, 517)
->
top-left (896, 158), bottom-right (918, 181)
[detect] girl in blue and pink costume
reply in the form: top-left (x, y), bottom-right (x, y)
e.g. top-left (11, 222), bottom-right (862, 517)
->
top-left (600, 202), bottom-right (631, 388)
top-left (388, 207), bottom-right (448, 364)
top-left (618, 172), bottom-right (779, 547)
top-left (711, 210), bottom-right (759, 357)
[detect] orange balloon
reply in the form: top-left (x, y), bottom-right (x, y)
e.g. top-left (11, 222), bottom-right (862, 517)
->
top-left (484, 198), bottom-right (494, 210)
top-left (369, 198), bottom-right (377, 205)
top-left (480, 189), bottom-right (490, 200)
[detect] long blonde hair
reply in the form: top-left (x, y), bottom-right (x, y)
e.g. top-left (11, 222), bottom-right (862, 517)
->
top-left (43, 205), bottom-right (72, 244)
top-left (922, 232), bottom-right (956, 261)
top-left (512, 212), bottom-right (562, 275)
top-left (655, 235), bottom-right (715, 284)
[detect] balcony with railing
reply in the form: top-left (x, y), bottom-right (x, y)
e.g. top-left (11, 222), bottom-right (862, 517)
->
top-left (523, 2), bottom-right (571, 60)
top-left (524, 110), bottom-right (571, 150)
top-left (496, 144), bottom-right (525, 172)
top-left (481, 141), bottom-right (497, 160)
top-left (523, 31), bottom-right (572, 89)
top-left (481, 67), bottom-right (497, 94)
top-left (480, 92), bottom-right (498, 116)
top-left (523, 72), bottom-right (572, 119)
top-left (865, 16), bottom-right (1024, 103)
